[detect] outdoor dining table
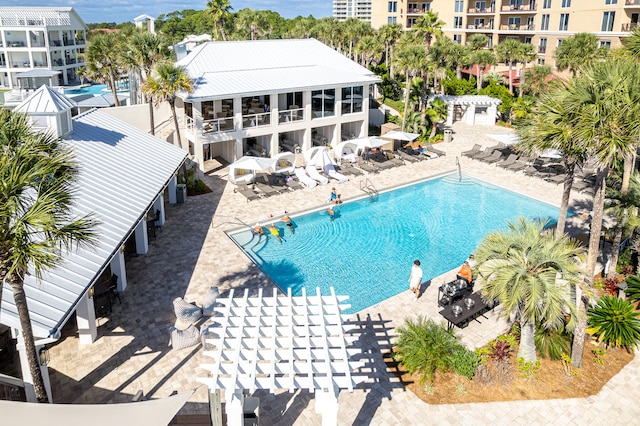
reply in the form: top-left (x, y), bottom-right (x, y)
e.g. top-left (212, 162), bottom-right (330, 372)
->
top-left (439, 291), bottom-right (495, 330)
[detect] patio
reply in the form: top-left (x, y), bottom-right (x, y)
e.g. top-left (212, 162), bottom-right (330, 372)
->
top-left (43, 122), bottom-right (640, 424)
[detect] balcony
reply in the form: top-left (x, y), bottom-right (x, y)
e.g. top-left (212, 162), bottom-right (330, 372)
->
top-left (622, 22), bottom-right (640, 31)
top-left (500, 24), bottom-right (535, 31)
top-left (242, 111), bottom-right (271, 128)
top-left (279, 107), bottom-right (304, 124)
top-left (407, 8), bottom-right (429, 15)
top-left (185, 116), bottom-right (235, 136)
top-left (467, 7), bottom-right (496, 14)
top-left (63, 39), bottom-right (74, 46)
top-left (538, 46), bottom-right (546, 54)
top-left (6, 41), bottom-right (26, 48)
top-left (468, 24), bottom-right (494, 30)
top-left (50, 40), bottom-right (62, 47)
top-left (501, 4), bottom-right (537, 13)
top-left (625, 0), bottom-right (640, 7)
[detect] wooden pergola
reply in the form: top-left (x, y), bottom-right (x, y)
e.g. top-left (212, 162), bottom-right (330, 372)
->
top-left (199, 287), bottom-right (366, 426)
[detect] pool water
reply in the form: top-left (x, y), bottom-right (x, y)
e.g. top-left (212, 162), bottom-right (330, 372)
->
top-left (228, 174), bottom-right (561, 313)
top-left (64, 83), bottom-right (129, 95)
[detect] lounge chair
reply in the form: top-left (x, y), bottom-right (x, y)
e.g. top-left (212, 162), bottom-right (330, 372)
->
top-left (254, 177), bottom-right (282, 197)
top-left (461, 144), bottom-right (483, 157)
top-left (370, 152), bottom-right (396, 169)
top-left (234, 181), bottom-right (261, 202)
top-left (338, 161), bottom-right (364, 176)
top-left (425, 142), bottom-right (446, 156)
top-left (294, 167), bottom-right (318, 188)
top-left (306, 165), bottom-right (329, 185)
top-left (477, 150), bottom-right (504, 164)
top-left (496, 154), bottom-right (519, 168)
top-left (545, 174), bottom-right (567, 184)
top-left (285, 176), bottom-right (305, 190)
top-left (503, 156), bottom-right (531, 172)
top-left (395, 150), bottom-right (419, 163)
top-left (324, 164), bottom-right (349, 183)
top-left (356, 157), bottom-right (380, 173)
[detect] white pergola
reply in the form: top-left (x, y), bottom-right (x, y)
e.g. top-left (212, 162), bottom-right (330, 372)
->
top-left (198, 287), bottom-right (366, 426)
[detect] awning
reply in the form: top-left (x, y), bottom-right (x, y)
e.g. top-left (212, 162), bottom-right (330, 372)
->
top-left (0, 390), bottom-right (194, 426)
top-left (16, 69), bottom-right (62, 78)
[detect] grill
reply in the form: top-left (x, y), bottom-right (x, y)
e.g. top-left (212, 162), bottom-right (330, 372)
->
top-left (438, 279), bottom-right (473, 307)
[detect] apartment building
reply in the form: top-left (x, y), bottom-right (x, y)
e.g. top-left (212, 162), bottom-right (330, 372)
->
top-left (372, 0), bottom-right (640, 67)
top-left (0, 7), bottom-right (87, 88)
top-left (334, 0), bottom-right (373, 21)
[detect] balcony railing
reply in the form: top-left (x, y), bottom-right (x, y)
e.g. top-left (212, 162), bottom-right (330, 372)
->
top-left (622, 23), bottom-right (640, 31)
top-left (468, 24), bottom-right (494, 30)
top-left (538, 46), bottom-right (546, 54)
top-left (6, 41), bottom-right (26, 48)
top-left (66, 58), bottom-right (77, 64)
top-left (500, 24), bottom-right (535, 31)
top-left (279, 108), bottom-right (304, 124)
top-left (186, 115), bottom-right (235, 135)
top-left (468, 7), bottom-right (496, 13)
top-left (407, 8), bottom-right (429, 14)
top-left (242, 111), bottom-right (271, 128)
top-left (50, 40), bottom-right (62, 46)
top-left (63, 39), bottom-right (74, 46)
top-left (625, 0), bottom-right (640, 6)
top-left (501, 4), bottom-right (536, 12)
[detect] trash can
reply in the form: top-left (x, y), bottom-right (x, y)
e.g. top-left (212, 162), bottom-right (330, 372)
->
top-left (176, 184), bottom-right (187, 204)
top-left (444, 129), bottom-right (453, 144)
top-left (243, 396), bottom-right (260, 426)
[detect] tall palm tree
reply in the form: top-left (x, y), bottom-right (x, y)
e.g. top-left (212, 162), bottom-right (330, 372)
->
top-left (393, 44), bottom-right (427, 132)
top-left (494, 38), bottom-right (522, 95)
top-left (342, 18), bottom-right (372, 60)
top-left (565, 57), bottom-right (640, 367)
top-left (379, 23), bottom-right (402, 78)
top-left (0, 110), bottom-right (97, 401)
top-left (467, 33), bottom-right (489, 51)
top-left (206, 0), bottom-right (233, 41)
top-left (469, 49), bottom-right (496, 91)
top-left (86, 32), bottom-right (125, 106)
top-left (621, 26), bottom-right (640, 58)
top-left (605, 172), bottom-right (640, 276)
top-left (413, 10), bottom-right (445, 56)
top-left (425, 97), bottom-right (447, 138)
top-left (235, 9), bottom-right (270, 41)
top-left (356, 35), bottom-right (383, 68)
top-left (289, 17), bottom-right (315, 39)
top-left (554, 32), bottom-right (605, 77)
top-left (128, 31), bottom-right (170, 135)
top-left (474, 218), bottom-right (583, 363)
top-left (522, 65), bottom-right (552, 97)
top-left (516, 85), bottom-right (588, 236)
top-left (143, 64), bottom-right (193, 149)
top-left (404, 109), bottom-right (428, 136)
top-left (517, 43), bottom-right (536, 98)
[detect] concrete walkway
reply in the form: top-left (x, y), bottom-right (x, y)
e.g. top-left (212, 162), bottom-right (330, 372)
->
top-left (45, 122), bottom-right (640, 425)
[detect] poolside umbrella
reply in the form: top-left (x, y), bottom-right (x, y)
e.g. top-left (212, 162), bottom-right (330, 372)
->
top-left (229, 155), bottom-right (277, 182)
top-left (382, 130), bottom-right (420, 142)
top-left (353, 137), bottom-right (387, 149)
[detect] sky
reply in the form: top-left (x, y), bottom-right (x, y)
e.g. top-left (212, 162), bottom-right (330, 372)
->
top-left (7, 1), bottom-right (333, 24)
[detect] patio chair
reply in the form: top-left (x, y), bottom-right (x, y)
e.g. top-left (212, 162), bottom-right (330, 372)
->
top-left (356, 157), bottom-right (380, 174)
top-left (424, 142), bottom-right (446, 157)
top-left (306, 165), bottom-right (329, 185)
top-left (370, 152), bottom-right (396, 169)
top-left (294, 167), bottom-right (318, 188)
top-left (324, 164), bottom-right (349, 183)
top-left (469, 148), bottom-right (497, 160)
top-left (503, 156), bottom-right (531, 172)
top-left (234, 181), bottom-right (260, 202)
top-left (545, 173), bottom-right (567, 184)
top-left (173, 297), bottom-right (203, 325)
top-left (495, 154), bottom-right (519, 168)
top-left (285, 176), bottom-right (305, 190)
top-left (477, 150), bottom-right (504, 164)
top-left (338, 161), bottom-right (364, 176)
top-left (395, 150), bottom-right (419, 163)
top-left (170, 324), bottom-right (201, 350)
top-left (255, 181), bottom-right (281, 197)
top-left (461, 144), bottom-right (483, 157)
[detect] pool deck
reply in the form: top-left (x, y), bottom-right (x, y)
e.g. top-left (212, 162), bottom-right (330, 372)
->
top-left (46, 122), bottom-right (640, 425)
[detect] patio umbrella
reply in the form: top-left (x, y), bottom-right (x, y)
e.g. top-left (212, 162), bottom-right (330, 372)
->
top-left (230, 155), bottom-right (277, 181)
top-left (352, 137), bottom-right (387, 149)
top-left (382, 130), bottom-right (420, 142)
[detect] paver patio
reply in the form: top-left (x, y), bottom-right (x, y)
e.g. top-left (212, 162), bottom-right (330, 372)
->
top-left (45, 122), bottom-right (640, 425)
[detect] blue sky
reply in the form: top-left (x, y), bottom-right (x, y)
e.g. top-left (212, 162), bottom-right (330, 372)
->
top-left (9, 1), bottom-right (332, 24)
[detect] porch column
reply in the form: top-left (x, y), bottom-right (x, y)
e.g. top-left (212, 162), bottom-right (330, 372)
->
top-left (362, 85), bottom-right (370, 135)
top-left (153, 194), bottom-right (165, 226)
top-left (168, 175), bottom-right (178, 204)
top-left (134, 220), bottom-right (149, 255)
top-left (15, 332), bottom-right (52, 402)
top-left (235, 140), bottom-right (243, 160)
top-left (110, 249), bottom-right (128, 292)
top-left (466, 104), bottom-right (476, 125)
top-left (270, 133), bottom-right (278, 156)
top-left (446, 103), bottom-right (454, 126)
top-left (225, 391), bottom-right (244, 426)
top-left (76, 292), bottom-right (97, 344)
top-left (315, 385), bottom-right (339, 426)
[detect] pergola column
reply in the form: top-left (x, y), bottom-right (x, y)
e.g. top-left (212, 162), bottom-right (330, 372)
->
top-left (446, 103), bottom-right (454, 126)
top-left (76, 291), bottom-right (97, 344)
top-left (110, 249), bottom-right (128, 292)
top-left (225, 391), bottom-right (244, 426)
top-left (153, 194), bottom-right (165, 226)
top-left (134, 219), bottom-right (149, 255)
top-left (168, 175), bottom-right (178, 204)
top-left (315, 385), bottom-right (339, 426)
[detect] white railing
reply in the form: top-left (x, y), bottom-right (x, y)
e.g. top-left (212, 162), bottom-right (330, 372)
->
top-left (242, 111), bottom-right (270, 128)
top-left (278, 108), bottom-right (304, 124)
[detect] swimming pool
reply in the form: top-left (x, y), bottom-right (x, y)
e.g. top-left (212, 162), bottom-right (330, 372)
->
top-left (228, 174), bottom-right (561, 313)
top-left (64, 83), bottom-right (129, 95)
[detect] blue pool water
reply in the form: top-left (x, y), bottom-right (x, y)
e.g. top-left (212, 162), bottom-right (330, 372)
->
top-left (228, 174), bottom-right (561, 313)
top-left (64, 83), bottom-right (129, 95)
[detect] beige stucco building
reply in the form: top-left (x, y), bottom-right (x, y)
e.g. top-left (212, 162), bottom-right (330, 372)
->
top-left (371, 0), bottom-right (639, 67)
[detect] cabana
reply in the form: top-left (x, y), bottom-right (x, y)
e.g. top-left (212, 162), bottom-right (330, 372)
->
top-left (332, 140), bottom-right (360, 163)
top-left (227, 156), bottom-right (276, 185)
top-left (304, 146), bottom-right (335, 168)
top-left (272, 151), bottom-right (296, 175)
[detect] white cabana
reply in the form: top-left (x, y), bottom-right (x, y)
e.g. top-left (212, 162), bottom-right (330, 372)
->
top-left (199, 287), bottom-right (366, 426)
top-left (332, 140), bottom-right (360, 163)
top-left (272, 151), bottom-right (296, 174)
top-left (304, 146), bottom-right (335, 168)
top-left (227, 156), bottom-right (276, 184)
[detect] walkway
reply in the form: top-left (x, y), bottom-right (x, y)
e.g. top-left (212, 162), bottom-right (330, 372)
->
top-left (45, 122), bottom-right (640, 425)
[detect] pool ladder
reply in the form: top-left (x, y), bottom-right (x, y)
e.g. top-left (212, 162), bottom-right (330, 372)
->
top-left (360, 178), bottom-right (378, 201)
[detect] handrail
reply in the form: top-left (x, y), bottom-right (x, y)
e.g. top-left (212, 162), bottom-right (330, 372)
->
top-left (211, 215), bottom-right (253, 230)
top-left (359, 178), bottom-right (378, 200)
top-left (456, 156), bottom-right (462, 181)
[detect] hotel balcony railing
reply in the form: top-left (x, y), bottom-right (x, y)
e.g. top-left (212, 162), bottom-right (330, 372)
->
top-left (622, 23), bottom-right (639, 31)
top-left (63, 39), bottom-right (74, 46)
top-left (242, 111), bottom-right (271, 128)
top-left (407, 8), bottom-right (429, 14)
top-left (50, 40), bottom-right (62, 46)
top-left (186, 116), bottom-right (235, 135)
top-left (279, 108), bottom-right (304, 124)
top-left (66, 58), bottom-right (77, 64)
top-left (500, 24), bottom-right (535, 31)
top-left (625, 0), bottom-right (640, 6)
top-left (467, 24), bottom-right (494, 30)
top-left (501, 4), bottom-right (536, 12)
top-left (538, 46), bottom-right (546, 54)
top-left (6, 41), bottom-right (26, 48)
top-left (467, 7), bottom-right (496, 13)
top-left (75, 39), bottom-right (85, 45)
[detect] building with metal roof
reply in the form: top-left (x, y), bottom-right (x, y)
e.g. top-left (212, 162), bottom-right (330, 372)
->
top-left (0, 7), bottom-right (88, 89)
top-left (174, 38), bottom-right (381, 171)
top-left (1, 91), bottom-right (188, 401)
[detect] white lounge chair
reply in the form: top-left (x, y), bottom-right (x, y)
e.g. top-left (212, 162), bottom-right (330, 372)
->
top-left (294, 167), bottom-right (318, 188)
top-left (323, 164), bottom-right (348, 183)
top-left (306, 165), bottom-right (329, 185)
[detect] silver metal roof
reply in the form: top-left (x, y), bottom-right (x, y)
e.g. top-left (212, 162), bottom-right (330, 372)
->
top-left (0, 7), bottom-right (84, 28)
top-left (0, 109), bottom-right (187, 338)
top-left (14, 84), bottom-right (75, 113)
top-left (74, 94), bottom-right (129, 108)
top-left (177, 39), bottom-right (381, 100)
top-left (16, 70), bottom-right (62, 78)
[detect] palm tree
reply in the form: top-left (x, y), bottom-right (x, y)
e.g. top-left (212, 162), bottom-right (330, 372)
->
top-left (342, 18), bottom-right (372, 60)
top-left (128, 31), bottom-right (170, 135)
top-left (516, 85), bottom-right (588, 236)
top-left (413, 10), bottom-right (445, 56)
top-left (393, 44), bottom-right (427, 132)
top-left (143, 64), bottom-right (193, 149)
top-left (235, 9), bottom-right (270, 41)
top-left (604, 172), bottom-right (640, 276)
top-left (289, 17), bottom-right (315, 39)
top-left (425, 97), bottom-right (447, 138)
top-left (566, 57), bottom-right (640, 367)
top-left (517, 43), bottom-right (537, 98)
top-left (554, 32), bottom-right (605, 77)
top-left (76, 66), bottom-right (87, 87)
top-left (206, 0), bottom-right (233, 41)
top-left (469, 49), bottom-right (496, 91)
top-left (522, 65), bottom-right (552, 97)
top-left (494, 38), bottom-right (522, 95)
top-left (621, 26), bottom-right (640, 59)
top-left (355, 35), bottom-right (383, 68)
top-left (86, 32), bottom-right (125, 106)
top-left (379, 23), bottom-right (402, 78)
top-left (404, 109), bottom-right (428, 136)
top-left (467, 33), bottom-right (489, 51)
top-left (0, 110), bottom-right (97, 401)
top-left (474, 218), bottom-right (583, 363)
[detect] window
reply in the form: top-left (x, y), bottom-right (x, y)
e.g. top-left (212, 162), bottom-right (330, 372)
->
top-left (539, 37), bottom-right (547, 53)
top-left (341, 86), bottom-right (363, 115)
top-left (599, 40), bottom-right (612, 49)
top-left (454, 17), bottom-right (463, 28)
top-left (605, 0), bottom-right (617, 4)
top-left (541, 14), bottom-right (549, 30)
top-left (601, 12), bottom-right (615, 32)
top-left (559, 13), bottom-right (569, 31)
top-left (561, 0), bottom-right (570, 7)
top-left (537, 58), bottom-right (545, 65)
top-left (311, 89), bottom-right (335, 118)
top-left (453, 34), bottom-right (462, 44)
top-left (524, 36), bottom-right (532, 44)
top-left (474, 1), bottom-right (486, 12)
top-left (508, 17), bottom-right (521, 29)
top-left (388, 1), bottom-right (397, 13)
top-left (543, 0), bottom-right (551, 8)
top-left (455, 0), bottom-right (464, 13)
top-left (422, 2), bottom-right (431, 11)
top-left (557, 39), bottom-right (564, 47)
top-left (388, 16), bottom-right (397, 24)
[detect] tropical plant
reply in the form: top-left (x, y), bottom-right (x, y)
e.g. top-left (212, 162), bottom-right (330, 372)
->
top-left (469, 49), bottom-right (496, 91)
top-left (206, 0), bottom-right (233, 41)
top-left (404, 109), bottom-right (428, 136)
top-left (143, 64), bottom-right (193, 148)
top-left (516, 358), bottom-right (540, 380)
top-left (378, 23), bottom-right (403, 79)
top-left (393, 316), bottom-right (459, 384)
top-left (554, 32), bottom-right (605, 77)
top-left (86, 32), bottom-right (125, 106)
top-left (522, 65), bottom-right (552, 97)
top-left (0, 110), bottom-right (98, 401)
top-left (625, 274), bottom-right (640, 303)
top-left (355, 35), bottom-right (383, 68)
top-left (587, 295), bottom-right (640, 350)
top-left (76, 66), bottom-right (87, 87)
top-left (235, 8), bottom-right (270, 40)
top-left (494, 38), bottom-right (522, 94)
top-left (413, 10), bottom-right (445, 56)
top-left (449, 346), bottom-right (480, 380)
top-left (474, 217), bottom-right (584, 363)
top-left (534, 326), bottom-right (571, 360)
top-left (517, 43), bottom-right (537, 98)
top-left (393, 43), bottom-right (427, 132)
top-left (604, 172), bottom-right (640, 276)
top-left (425, 97), bottom-right (447, 137)
top-left (621, 26), bottom-right (640, 59)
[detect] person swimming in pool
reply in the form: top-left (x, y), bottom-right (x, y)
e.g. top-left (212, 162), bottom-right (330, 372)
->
top-left (282, 211), bottom-right (294, 234)
top-left (253, 223), bottom-right (264, 237)
top-left (269, 223), bottom-right (282, 243)
top-left (327, 206), bottom-right (335, 221)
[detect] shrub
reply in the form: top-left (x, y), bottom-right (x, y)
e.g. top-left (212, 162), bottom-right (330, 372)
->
top-left (517, 357), bottom-right (540, 380)
top-left (587, 295), bottom-right (640, 350)
top-left (450, 346), bottom-right (480, 380)
top-left (534, 326), bottom-right (571, 360)
top-left (592, 348), bottom-right (606, 365)
top-left (393, 316), bottom-right (459, 384)
top-left (624, 274), bottom-right (640, 303)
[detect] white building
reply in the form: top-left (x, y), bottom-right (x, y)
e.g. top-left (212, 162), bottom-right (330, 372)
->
top-left (175, 38), bottom-right (381, 170)
top-left (0, 7), bottom-right (87, 88)
top-left (333, 0), bottom-right (372, 21)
